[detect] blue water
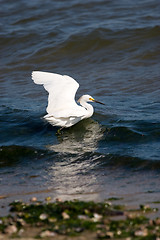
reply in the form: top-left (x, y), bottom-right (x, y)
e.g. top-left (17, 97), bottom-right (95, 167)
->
top-left (0, 0), bottom-right (160, 213)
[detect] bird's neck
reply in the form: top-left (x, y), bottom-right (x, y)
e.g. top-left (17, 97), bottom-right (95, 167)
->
top-left (80, 100), bottom-right (94, 118)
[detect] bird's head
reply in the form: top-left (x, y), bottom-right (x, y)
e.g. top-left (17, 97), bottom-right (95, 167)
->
top-left (78, 95), bottom-right (105, 105)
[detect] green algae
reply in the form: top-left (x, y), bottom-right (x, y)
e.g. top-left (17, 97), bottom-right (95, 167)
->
top-left (0, 199), bottom-right (160, 239)
top-left (140, 204), bottom-right (158, 213)
top-left (152, 201), bottom-right (160, 204)
top-left (107, 197), bottom-right (123, 201)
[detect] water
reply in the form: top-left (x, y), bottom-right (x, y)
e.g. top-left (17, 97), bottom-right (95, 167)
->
top-left (0, 0), bottom-right (160, 213)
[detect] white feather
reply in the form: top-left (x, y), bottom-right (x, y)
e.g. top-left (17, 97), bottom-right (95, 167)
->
top-left (32, 71), bottom-right (87, 119)
top-left (32, 71), bottom-right (104, 128)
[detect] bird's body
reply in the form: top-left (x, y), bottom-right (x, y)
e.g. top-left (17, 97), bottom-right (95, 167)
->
top-left (32, 71), bottom-right (104, 128)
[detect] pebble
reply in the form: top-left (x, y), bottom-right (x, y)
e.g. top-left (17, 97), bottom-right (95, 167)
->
top-left (106, 231), bottom-right (114, 238)
top-left (4, 225), bottom-right (17, 235)
top-left (149, 219), bottom-right (153, 225)
top-left (134, 228), bottom-right (148, 237)
top-left (155, 218), bottom-right (160, 225)
top-left (56, 198), bottom-right (62, 202)
top-left (48, 217), bottom-right (57, 223)
top-left (40, 230), bottom-right (56, 238)
top-left (17, 218), bottom-right (26, 226)
top-left (105, 201), bottom-right (112, 206)
top-left (75, 227), bottom-right (83, 233)
top-left (93, 213), bottom-right (102, 220)
top-left (97, 230), bottom-right (106, 238)
top-left (30, 197), bottom-right (37, 202)
top-left (18, 228), bottom-right (24, 236)
top-left (117, 230), bottom-right (121, 235)
top-left (92, 213), bottom-right (102, 222)
top-left (126, 212), bottom-right (138, 219)
top-left (78, 215), bottom-right (89, 220)
top-left (39, 213), bottom-right (48, 220)
top-left (62, 212), bottom-right (70, 219)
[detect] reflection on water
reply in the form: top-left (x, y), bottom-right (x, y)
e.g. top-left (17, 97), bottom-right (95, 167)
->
top-left (45, 119), bottom-right (105, 200)
top-left (47, 155), bottom-right (102, 200)
top-left (47, 118), bottom-right (104, 154)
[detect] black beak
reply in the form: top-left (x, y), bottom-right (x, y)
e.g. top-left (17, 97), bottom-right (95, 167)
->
top-left (94, 100), bottom-right (105, 105)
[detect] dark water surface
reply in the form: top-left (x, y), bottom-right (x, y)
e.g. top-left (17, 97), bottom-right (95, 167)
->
top-left (0, 0), bottom-right (160, 213)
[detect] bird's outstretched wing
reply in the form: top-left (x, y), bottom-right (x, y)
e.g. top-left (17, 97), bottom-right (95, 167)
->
top-left (32, 71), bottom-right (82, 117)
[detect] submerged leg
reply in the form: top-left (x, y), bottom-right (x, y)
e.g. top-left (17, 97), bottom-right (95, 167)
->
top-left (56, 127), bottom-right (64, 135)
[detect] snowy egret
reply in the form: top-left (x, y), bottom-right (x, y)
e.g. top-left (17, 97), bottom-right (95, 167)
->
top-left (32, 71), bottom-right (104, 128)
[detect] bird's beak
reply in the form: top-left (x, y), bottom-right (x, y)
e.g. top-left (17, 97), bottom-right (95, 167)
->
top-left (94, 99), bottom-right (105, 105)
top-left (90, 98), bottom-right (105, 105)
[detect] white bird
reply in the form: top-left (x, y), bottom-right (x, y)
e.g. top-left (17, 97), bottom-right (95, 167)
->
top-left (32, 71), bottom-right (104, 128)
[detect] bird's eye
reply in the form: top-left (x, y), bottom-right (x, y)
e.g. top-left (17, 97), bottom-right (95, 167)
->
top-left (89, 97), bottom-right (94, 101)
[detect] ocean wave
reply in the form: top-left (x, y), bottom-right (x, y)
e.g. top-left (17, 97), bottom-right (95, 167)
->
top-left (1, 24), bottom-right (159, 67)
top-left (96, 153), bottom-right (160, 171)
top-left (103, 123), bottom-right (160, 143)
top-left (1, 144), bottom-right (160, 171)
top-left (30, 26), bottom-right (160, 61)
top-left (1, 106), bottom-right (159, 156)
top-left (104, 126), bottom-right (144, 142)
top-left (0, 145), bottom-right (44, 167)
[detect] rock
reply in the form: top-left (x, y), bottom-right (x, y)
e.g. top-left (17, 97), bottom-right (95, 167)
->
top-left (40, 230), bottom-right (56, 238)
top-left (134, 228), bottom-right (148, 237)
top-left (155, 218), bottom-right (160, 225)
top-left (30, 197), bottom-right (37, 202)
top-left (56, 198), bottom-right (62, 202)
top-left (97, 230), bottom-right (106, 238)
top-left (126, 212), bottom-right (138, 219)
top-left (149, 219), bottom-right (153, 225)
top-left (4, 225), bottom-right (17, 235)
top-left (18, 228), bottom-right (24, 236)
top-left (92, 213), bottom-right (102, 222)
top-left (39, 213), bottom-right (48, 220)
top-left (105, 201), bottom-right (112, 206)
top-left (75, 227), bottom-right (83, 233)
top-left (117, 230), bottom-right (121, 235)
top-left (62, 212), bottom-right (70, 219)
top-left (17, 218), bottom-right (26, 226)
top-left (78, 215), bottom-right (89, 220)
top-left (106, 231), bottom-right (114, 238)
top-left (48, 217), bottom-right (57, 223)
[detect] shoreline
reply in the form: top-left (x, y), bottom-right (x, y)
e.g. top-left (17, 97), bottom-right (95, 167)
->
top-left (0, 197), bottom-right (160, 239)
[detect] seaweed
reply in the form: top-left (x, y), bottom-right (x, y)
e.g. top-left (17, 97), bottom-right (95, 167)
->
top-left (0, 199), bottom-right (159, 239)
